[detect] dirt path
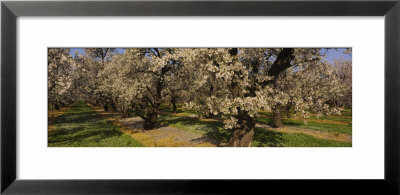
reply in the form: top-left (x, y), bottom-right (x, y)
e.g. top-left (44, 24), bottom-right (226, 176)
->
top-left (256, 123), bottom-right (352, 143)
top-left (88, 104), bottom-right (216, 147)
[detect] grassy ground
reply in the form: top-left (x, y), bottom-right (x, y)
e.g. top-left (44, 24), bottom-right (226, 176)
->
top-left (158, 114), bottom-right (231, 143)
top-left (48, 102), bottom-right (352, 147)
top-left (252, 128), bottom-right (351, 147)
top-left (257, 111), bottom-right (352, 135)
top-left (48, 101), bottom-right (143, 147)
top-left (158, 114), bottom-right (351, 147)
top-left (159, 104), bottom-right (352, 147)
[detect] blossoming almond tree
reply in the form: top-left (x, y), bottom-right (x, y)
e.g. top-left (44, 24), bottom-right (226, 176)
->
top-left (84, 48), bottom-right (120, 112)
top-left (333, 59), bottom-right (352, 108)
top-left (98, 48), bottom-right (184, 129)
top-left (48, 48), bottom-right (74, 110)
top-left (180, 48), bottom-right (346, 146)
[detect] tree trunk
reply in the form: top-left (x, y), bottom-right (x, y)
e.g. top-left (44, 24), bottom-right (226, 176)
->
top-left (111, 98), bottom-right (118, 112)
top-left (285, 103), bottom-right (292, 118)
top-left (121, 109), bottom-right (129, 118)
top-left (228, 112), bottom-right (255, 147)
top-left (55, 103), bottom-right (60, 110)
top-left (143, 112), bottom-right (157, 130)
top-left (205, 113), bottom-right (214, 119)
top-left (171, 97), bottom-right (177, 113)
top-left (103, 104), bottom-right (109, 112)
top-left (272, 111), bottom-right (284, 128)
top-left (50, 103), bottom-right (56, 111)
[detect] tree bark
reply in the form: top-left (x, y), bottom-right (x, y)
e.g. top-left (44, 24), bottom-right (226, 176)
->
top-left (111, 97), bottom-right (118, 112)
top-left (171, 97), bottom-right (177, 113)
top-left (228, 111), bottom-right (255, 147)
top-left (55, 103), bottom-right (60, 110)
top-left (285, 102), bottom-right (292, 118)
top-left (272, 110), bottom-right (284, 128)
top-left (103, 104), bottom-right (109, 112)
top-left (261, 48), bottom-right (295, 87)
top-left (143, 112), bottom-right (157, 130)
top-left (121, 109), bottom-right (129, 118)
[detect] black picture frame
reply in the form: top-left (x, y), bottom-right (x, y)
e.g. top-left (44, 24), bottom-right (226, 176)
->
top-left (1, 0), bottom-right (399, 194)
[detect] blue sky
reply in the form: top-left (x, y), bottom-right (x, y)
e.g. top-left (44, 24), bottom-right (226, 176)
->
top-left (321, 48), bottom-right (351, 63)
top-left (70, 48), bottom-right (125, 57)
top-left (70, 48), bottom-right (351, 64)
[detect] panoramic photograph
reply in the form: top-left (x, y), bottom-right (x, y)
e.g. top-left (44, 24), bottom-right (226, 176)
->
top-left (48, 48), bottom-right (352, 147)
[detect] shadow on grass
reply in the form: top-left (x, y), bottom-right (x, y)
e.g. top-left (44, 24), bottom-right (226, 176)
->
top-left (49, 101), bottom-right (126, 146)
top-left (49, 121), bottom-right (123, 144)
top-left (255, 113), bottom-right (352, 135)
top-left (54, 105), bottom-right (97, 124)
top-left (158, 114), bottom-right (232, 144)
top-left (253, 128), bottom-right (284, 147)
top-left (282, 119), bottom-right (352, 135)
top-left (159, 114), bottom-right (287, 147)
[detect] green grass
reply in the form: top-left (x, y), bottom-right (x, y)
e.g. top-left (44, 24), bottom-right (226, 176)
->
top-left (308, 109), bottom-right (352, 123)
top-left (158, 114), bottom-right (232, 143)
top-left (49, 102), bottom-right (351, 147)
top-left (158, 109), bottom-right (351, 147)
top-left (158, 104), bottom-right (351, 146)
top-left (308, 116), bottom-right (351, 123)
top-left (252, 128), bottom-right (351, 147)
top-left (256, 111), bottom-right (352, 135)
top-left (281, 119), bottom-right (351, 135)
top-left (48, 101), bottom-right (143, 147)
